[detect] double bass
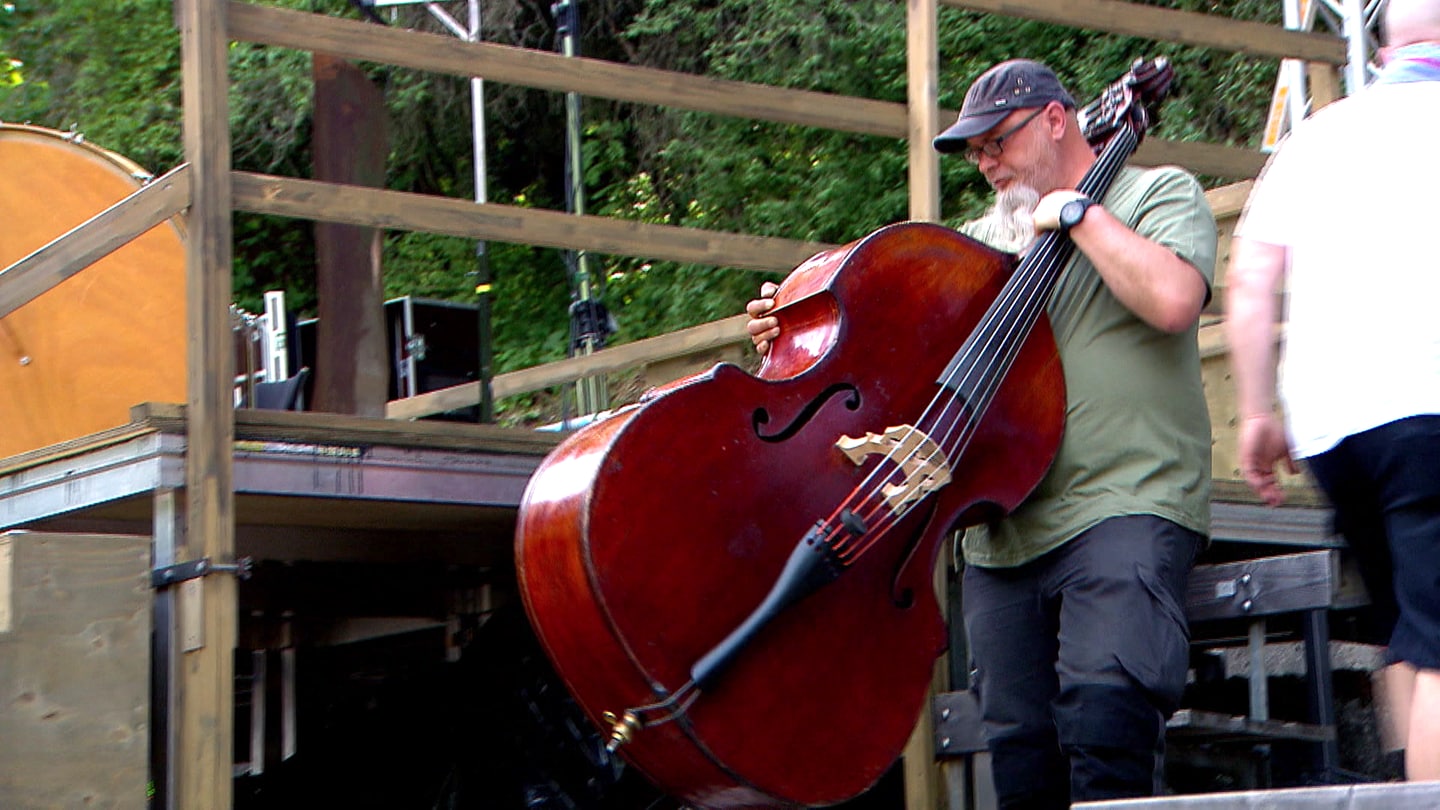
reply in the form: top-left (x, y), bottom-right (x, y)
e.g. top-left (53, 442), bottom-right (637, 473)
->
top-left (515, 59), bottom-right (1175, 808)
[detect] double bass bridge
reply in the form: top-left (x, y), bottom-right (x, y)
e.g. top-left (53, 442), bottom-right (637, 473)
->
top-left (836, 424), bottom-right (953, 513)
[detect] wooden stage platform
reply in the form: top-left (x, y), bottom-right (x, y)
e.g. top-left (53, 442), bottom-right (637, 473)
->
top-left (0, 402), bottom-right (558, 556)
top-left (1081, 780), bottom-right (1440, 808)
top-left (0, 403), bottom-right (563, 808)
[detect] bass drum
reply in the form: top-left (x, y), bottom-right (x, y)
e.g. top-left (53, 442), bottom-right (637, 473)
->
top-left (0, 123), bottom-right (187, 459)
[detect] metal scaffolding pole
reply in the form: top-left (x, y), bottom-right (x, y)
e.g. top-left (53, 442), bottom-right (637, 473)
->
top-left (1261, 0), bottom-right (1381, 149)
top-left (365, 0), bottom-right (497, 421)
top-left (422, 0), bottom-right (496, 421)
top-left (554, 0), bottom-right (609, 418)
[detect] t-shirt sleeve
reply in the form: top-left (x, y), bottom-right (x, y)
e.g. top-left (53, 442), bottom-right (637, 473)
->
top-left (1130, 167), bottom-right (1219, 288)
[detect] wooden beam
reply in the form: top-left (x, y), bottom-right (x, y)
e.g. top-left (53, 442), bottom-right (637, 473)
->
top-left (1202, 180), bottom-right (1254, 316)
top-left (1133, 138), bottom-right (1266, 181)
top-left (905, 8), bottom-right (944, 805)
top-left (0, 164), bottom-right (191, 319)
top-left (132, 401), bottom-right (561, 455)
top-left (386, 315), bottom-right (753, 420)
top-left (1185, 550), bottom-right (1337, 622)
top-left (945, 0), bottom-right (1347, 64)
top-left (311, 54), bottom-right (389, 417)
top-left (177, 0), bottom-right (236, 807)
top-left (232, 171), bottom-right (831, 273)
top-left (226, 1), bottom-right (908, 139)
top-left (387, 185), bottom-right (1251, 421)
top-left (1307, 61), bottom-right (1343, 110)
top-left (1204, 179), bottom-right (1254, 220)
top-left (234, 173), bottom-right (1257, 284)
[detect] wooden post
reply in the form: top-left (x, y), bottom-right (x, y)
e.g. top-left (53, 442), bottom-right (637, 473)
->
top-left (312, 53), bottom-right (390, 417)
top-left (904, 559), bottom-right (950, 810)
top-left (1306, 62), bottom-right (1343, 110)
top-left (177, 0), bottom-right (237, 808)
top-left (906, 4), bottom-right (946, 807)
top-left (908, 0), bottom-right (941, 223)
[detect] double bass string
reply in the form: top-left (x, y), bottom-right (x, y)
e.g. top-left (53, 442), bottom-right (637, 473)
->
top-left (824, 124), bottom-right (1139, 565)
top-left (896, 124), bottom-right (1136, 511)
top-left (923, 123), bottom-right (1137, 467)
top-left (819, 227), bottom-right (1078, 560)
top-left (925, 122), bottom-right (1136, 456)
top-left (824, 230), bottom-right (1071, 560)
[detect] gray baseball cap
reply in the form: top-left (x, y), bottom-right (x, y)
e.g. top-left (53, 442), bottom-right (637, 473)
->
top-left (933, 59), bottom-right (1076, 153)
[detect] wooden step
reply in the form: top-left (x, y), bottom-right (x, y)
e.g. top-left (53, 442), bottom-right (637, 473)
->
top-left (1167, 708), bottom-right (1334, 744)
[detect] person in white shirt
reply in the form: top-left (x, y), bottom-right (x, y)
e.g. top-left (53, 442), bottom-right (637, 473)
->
top-left (1226, 0), bottom-right (1440, 781)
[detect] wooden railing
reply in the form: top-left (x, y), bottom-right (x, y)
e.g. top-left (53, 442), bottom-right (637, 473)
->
top-left (386, 179), bottom-right (1254, 420)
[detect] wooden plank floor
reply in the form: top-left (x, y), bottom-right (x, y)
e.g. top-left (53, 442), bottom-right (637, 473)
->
top-left (1078, 780), bottom-right (1440, 808)
top-left (0, 403), bottom-right (560, 542)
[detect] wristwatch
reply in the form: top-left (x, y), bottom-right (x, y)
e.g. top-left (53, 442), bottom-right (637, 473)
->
top-left (1058, 195), bottom-right (1096, 234)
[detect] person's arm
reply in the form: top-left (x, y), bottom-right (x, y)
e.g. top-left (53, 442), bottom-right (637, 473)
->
top-left (1226, 237), bottom-right (1287, 419)
top-left (1068, 206), bottom-right (1209, 333)
top-left (1034, 190), bottom-right (1208, 333)
top-left (1225, 236), bottom-right (1297, 506)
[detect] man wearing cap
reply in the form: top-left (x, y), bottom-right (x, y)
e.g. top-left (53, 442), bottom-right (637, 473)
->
top-left (747, 58), bottom-right (1216, 806)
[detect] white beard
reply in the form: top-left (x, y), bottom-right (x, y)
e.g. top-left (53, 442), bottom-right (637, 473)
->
top-left (974, 184), bottom-right (1040, 254)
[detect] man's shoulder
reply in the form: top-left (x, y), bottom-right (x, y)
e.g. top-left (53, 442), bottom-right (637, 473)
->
top-left (1103, 165), bottom-right (1207, 215)
top-left (1114, 164), bottom-right (1203, 195)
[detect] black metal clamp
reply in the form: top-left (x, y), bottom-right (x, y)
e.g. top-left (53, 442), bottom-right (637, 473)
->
top-left (151, 556), bottom-right (254, 589)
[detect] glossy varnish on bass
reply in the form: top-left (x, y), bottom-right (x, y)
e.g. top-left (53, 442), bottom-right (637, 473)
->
top-left (515, 222), bottom-right (1065, 808)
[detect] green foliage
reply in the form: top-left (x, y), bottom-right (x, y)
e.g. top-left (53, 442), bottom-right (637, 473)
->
top-left (233, 213), bottom-right (317, 316)
top-left (229, 40), bottom-right (314, 176)
top-left (0, 0), bottom-right (184, 169)
top-left (1, 3), bottom-right (21, 87)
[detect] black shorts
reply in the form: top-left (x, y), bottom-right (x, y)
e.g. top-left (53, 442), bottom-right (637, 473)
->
top-left (1307, 414), bottom-right (1440, 670)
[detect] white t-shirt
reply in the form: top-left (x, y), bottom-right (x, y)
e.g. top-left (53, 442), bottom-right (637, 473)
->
top-left (1235, 79), bottom-right (1440, 459)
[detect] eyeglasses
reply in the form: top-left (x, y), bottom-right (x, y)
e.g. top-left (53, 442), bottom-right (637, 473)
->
top-left (962, 107), bottom-right (1046, 165)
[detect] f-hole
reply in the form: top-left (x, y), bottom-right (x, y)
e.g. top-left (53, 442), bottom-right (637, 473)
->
top-left (752, 383), bottom-right (861, 443)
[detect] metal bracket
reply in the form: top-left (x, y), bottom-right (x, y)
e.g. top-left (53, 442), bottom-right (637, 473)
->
top-left (151, 556), bottom-right (253, 589)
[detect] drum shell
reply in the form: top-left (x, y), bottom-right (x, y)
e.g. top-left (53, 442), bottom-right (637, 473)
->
top-left (0, 123), bottom-right (188, 458)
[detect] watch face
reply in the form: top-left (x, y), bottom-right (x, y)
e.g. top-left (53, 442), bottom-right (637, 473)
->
top-left (1061, 199), bottom-right (1088, 230)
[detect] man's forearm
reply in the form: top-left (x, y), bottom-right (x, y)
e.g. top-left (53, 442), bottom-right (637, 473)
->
top-left (1224, 237), bottom-right (1288, 418)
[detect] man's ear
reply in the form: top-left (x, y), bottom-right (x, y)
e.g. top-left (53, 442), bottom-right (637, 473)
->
top-left (1045, 102), bottom-right (1068, 138)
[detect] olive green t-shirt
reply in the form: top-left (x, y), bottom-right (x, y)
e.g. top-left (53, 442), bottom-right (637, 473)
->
top-left (957, 165), bottom-right (1217, 567)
